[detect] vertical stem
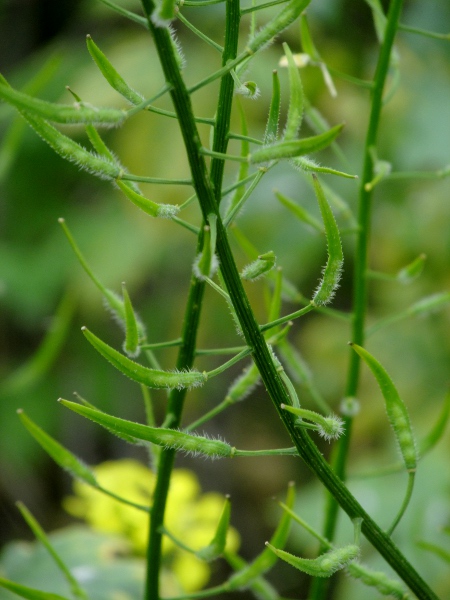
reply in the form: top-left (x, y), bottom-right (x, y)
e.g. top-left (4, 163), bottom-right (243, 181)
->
top-left (141, 2), bottom-right (240, 597)
top-left (309, 1), bottom-right (405, 599)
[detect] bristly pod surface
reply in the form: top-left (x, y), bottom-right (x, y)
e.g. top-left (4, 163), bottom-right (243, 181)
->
top-left (281, 404), bottom-right (344, 441)
top-left (82, 327), bottom-right (207, 390)
top-left (282, 42), bottom-right (304, 141)
top-left (263, 70), bottom-right (281, 145)
top-left (116, 179), bottom-right (179, 218)
top-left (348, 562), bottom-right (409, 599)
top-left (121, 283), bottom-right (141, 358)
top-left (311, 174), bottom-right (344, 306)
top-left (349, 344), bottom-right (417, 472)
top-left (241, 251), bottom-right (276, 281)
top-left (0, 79), bottom-right (126, 126)
top-left (58, 400), bottom-right (234, 459)
top-left (265, 542), bottom-right (359, 577)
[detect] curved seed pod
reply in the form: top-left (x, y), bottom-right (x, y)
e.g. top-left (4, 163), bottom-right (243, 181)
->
top-left (197, 496), bottom-right (231, 561)
top-left (226, 363), bottom-right (261, 404)
top-left (275, 189), bottom-right (323, 232)
top-left (228, 483), bottom-right (295, 589)
top-left (121, 283), bottom-right (140, 358)
top-left (348, 562), bottom-right (409, 599)
top-left (281, 404), bottom-right (344, 441)
top-left (292, 156), bottom-right (357, 179)
top-left (86, 35), bottom-right (144, 105)
top-left (23, 113), bottom-right (120, 180)
top-left (247, 0), bottom-right (312, 55)
top-left (397, 253), bottom-right (426, 284)
top-left (193, 215), bottom-right (219, 280)
top-left (311, 174), bottom-right (344, 306)
top-left (241, 251), bottom-right (276, 281)
top-left (263, 70), bottom-right (281, 144)
top-left (349, 344), bottom-right (417, 472)
top-left (116, 179), bottom-right (179, 218)
top-left (82, 327), bottom-right (207, 390)
top-left (58, 400), bottom-right (233, 459)
top-left (265, 542), bottom-right (359, 577)
top-left (17, 410), bottom-right (97, 486)
top-left (250, 124), bottom-right (343, 164)
top-left (0, 81), bottom-right (126, 126)
top-left (282, 43), bottom-right (304, 141)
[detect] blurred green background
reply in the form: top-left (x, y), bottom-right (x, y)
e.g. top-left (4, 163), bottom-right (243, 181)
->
top-left (0, 0), bottom-right (449, 598)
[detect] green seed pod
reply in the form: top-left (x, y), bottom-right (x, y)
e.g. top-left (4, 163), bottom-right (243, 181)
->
top-left (247, 0), bottom-right (312, 55)
top-left (265, 542), bottom-right (359, 577)
top-left (281, 404), bottom-right (344, 441)
top-left (292, 156), bottom-right (358, 179)
top-left (18, 410), bottom-right (97, 486)
top-left (226, 363), bottom-right (261, 404)
top-left (311, 174), bottom-right (344, 306)
top-left (82, 326), bottom-right (207, 390)
top-left (282, 43), bottom-right (304, 141)
top-left (196, 496), bottom-right (231, 561)
top-left (0, 80), bottom-right (126, 126)
top-left (86, 35), bottom-right (144, 105)
top-left (275, 189), bottom-right (324, 232)
top-left (58, 400), bottom-right (233, 459)
top-left (397, 254), bottom-right (426, 284)
top-left (116, 179), bottom-right (179, 218)
top-left (0, 577), bottom-right (70, 600)
top-left (348, 562), bottom-right (409, 599)
top-left (24, 113), bottom-right (120, 180)
top-left (250, 124), bottom-right (343, 164)
top-left (349, 343), bottom-right (417, 472)
top-left (264, 70), bottom-right (281, 145)
top-left (241, 251), bottom-right (276, 281)
top-left (193, 215), bottom-right (219, 280)
top-left (121, 282), bottom-right (140, 358)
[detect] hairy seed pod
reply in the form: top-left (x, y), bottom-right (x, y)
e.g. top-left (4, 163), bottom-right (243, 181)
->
top-left (348, 562), bottom-right (409, 599)
top-left (282, 43), bottom-right (304, 141)
top-left (241, 251), bottom-right (276, 281)
top-left (0, 80), bottom-right (126, 126)
top-left (266, 543), bottom-right (359, 577)
top-left (58, 400), bottom-right (233, 459)
top-left (311, 174), bottom-right (344, 306)
top-left (116, 180), bottom-right (179, 218)
top-left (82, 327), bottom-right (207, 390)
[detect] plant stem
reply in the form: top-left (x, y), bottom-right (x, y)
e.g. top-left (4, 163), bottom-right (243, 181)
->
top-left (310, 1), bottom-right (406, 598)
top-left (140, 0), bottom-right (240, 597)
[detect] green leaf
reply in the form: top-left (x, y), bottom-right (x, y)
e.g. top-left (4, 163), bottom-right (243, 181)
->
top-left (82, 327), bottom-right (207, 390)
top-left (17, 410), bottom-right (97, 486)
top-left (250, 124), bottom-right (343, 164)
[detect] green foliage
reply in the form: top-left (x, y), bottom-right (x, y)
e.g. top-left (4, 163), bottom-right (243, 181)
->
top-left (1, 0), bottom-right (449, 599)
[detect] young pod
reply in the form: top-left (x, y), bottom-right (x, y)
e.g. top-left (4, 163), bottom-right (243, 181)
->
top-left (196, 496), bottom-right (231, 561)
top-left (348, 562), bottom-right (409, 599)
top-left (281, 404), bottom-right (344, 441)
top-left (241, 251), bottom-right (276, 281)
top-left (193, 215), bottom-right (219, 280)
top-left (121, 283), bottom-right (140, 358)
top-left (250, 125), bottom-right (343, 164)
top-left (265, 542), bottom-right (359, 577)
top-left (263, 70), bottom-right (281, 145)
top-left (0, 80), bottom-right (126, 126)
top-left (225, 363), bottom-right (261, 404)
top-left (58, 400), bottom-right (233, 459)
top-left (116, 179), bottom-right (179, 218)
top-left (82, 327), bottom-right (207, 390)
top-left (282, 43), bottom-right (304, 141)
top-left (311, 174), bottom-right (344, 306)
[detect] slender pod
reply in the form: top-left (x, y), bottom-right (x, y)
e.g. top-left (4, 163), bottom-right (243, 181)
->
top-left (23, 113), bottom-right (120, 180)
top-left (241, 251), bottom-right (276, 281)
top-left (281, 404), bottom-right (344, 441)
top-left (17, 410), bottom-right (97, 486)
top-left (225, 362), bottom-right (261, 404)
top-left (349, 344), bottom-right (417, 472)
top-left (311, 174), bottom-right (344, 306)
top-left (282, 42), bottom-right (304, 141)
top-left (86, 35), bottom-right (144, 105)
top-left (116, 179), bottom-right (179, 218)
top-left (121, 282), bottom-right (141, 358)
top-left (0, 578), bottom-right (70, 600)
top-left (265, 542), bottom-right (359, 577)
top-left (263, 70), bottom-right (281, 144)
top-left (58, 399), bottom-right (233, 458)
top-left (348, 562), bottom-right (409, 599)
top-left (197, 496), bottom-right (232, 561)
top-left (193, 215), bottom-right (219, 280)
top-left (82, 326), bottom-right (207, 389)
top-left (0, 80), bottom-right (126, 126)
top-left (246, 0), bottom-right (312, 55)
top-left (251, 124), bottom-right (344, 164)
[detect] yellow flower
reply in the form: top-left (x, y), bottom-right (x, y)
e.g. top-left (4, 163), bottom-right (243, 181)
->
top-left (64, 459), bottom-right (239, 593)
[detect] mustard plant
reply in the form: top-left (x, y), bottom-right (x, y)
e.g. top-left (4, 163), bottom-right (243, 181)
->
top-left (1, 0), bottom-right (449, 599)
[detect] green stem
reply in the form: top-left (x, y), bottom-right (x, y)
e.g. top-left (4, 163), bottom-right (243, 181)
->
top-left (140, 1), bottom-right (240, 597)
top-left (143, 1), bottom-right (438, 598)
top-left (310, 1), bottom-right (406, 598)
